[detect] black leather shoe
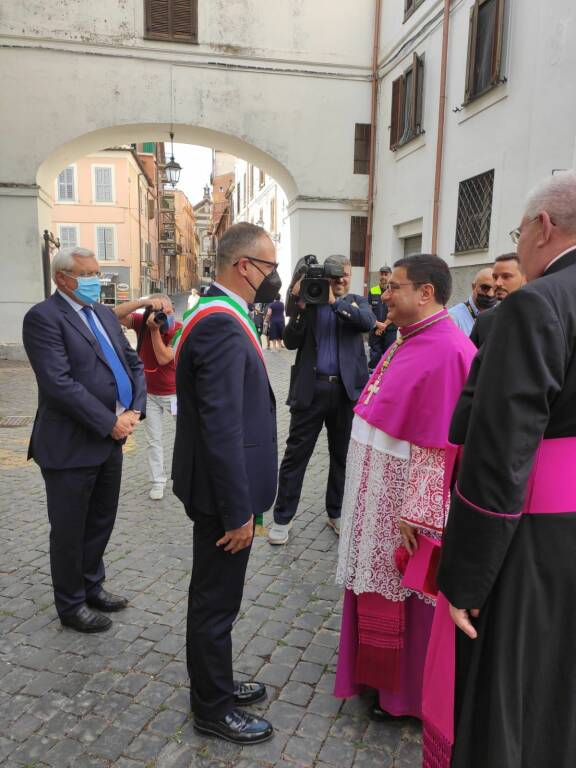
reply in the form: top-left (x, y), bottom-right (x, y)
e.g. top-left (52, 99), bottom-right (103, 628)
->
top-left (60, 604), bottom-right (112, 633)
top-left (86, 589), bottom-right (128, 612)
top-left (194, 708), bottom-right (273, 745)
top-left (233, 681), bottom-right (267, 706)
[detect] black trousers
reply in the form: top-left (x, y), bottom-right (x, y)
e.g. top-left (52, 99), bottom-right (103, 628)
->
top-left (187, 514), bottom-right (252, 721)
top-left (41, 444), bottom-right (123, 618)
top-left (273, 379), bottom-right (354, 524)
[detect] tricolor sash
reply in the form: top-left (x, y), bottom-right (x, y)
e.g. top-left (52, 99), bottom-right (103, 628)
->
top-left (173, 296), bottom-right (264, 365)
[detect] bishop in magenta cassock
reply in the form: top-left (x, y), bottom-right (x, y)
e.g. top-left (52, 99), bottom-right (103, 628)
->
top-left (424, 171), bottom-right (576, 768)
top-left (334, 254), bottom-right (475, 717)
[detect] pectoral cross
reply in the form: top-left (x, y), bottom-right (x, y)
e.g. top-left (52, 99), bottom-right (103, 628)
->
top-left (364, 381), bottom-right (380, 404)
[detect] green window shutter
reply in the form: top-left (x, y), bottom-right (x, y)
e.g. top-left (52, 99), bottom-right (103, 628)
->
top-left (142, 142), bottom-right (156, 153)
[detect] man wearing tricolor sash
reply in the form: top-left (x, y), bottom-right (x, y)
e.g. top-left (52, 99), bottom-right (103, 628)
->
top-left (172, 223), bottom-right (281, 745)
top-left (425, 171), bottom-right (576, 768)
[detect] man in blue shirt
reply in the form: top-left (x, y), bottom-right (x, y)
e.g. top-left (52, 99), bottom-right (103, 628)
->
top-left (268, 255), bottom-right (374, 545)
top-left (449, 267), bottom-right (496, 336)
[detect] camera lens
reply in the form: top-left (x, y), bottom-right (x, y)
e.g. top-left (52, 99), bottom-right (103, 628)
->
top-left (154, 311), bottom-right (168, 325)
top-left (307, 283), bottom-right (323, 300)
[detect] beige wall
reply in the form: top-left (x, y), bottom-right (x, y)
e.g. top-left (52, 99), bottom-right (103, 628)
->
top-left (174, 190), bottom-right (199, 292)
top-left (51, 150), bottom-right (157, 298)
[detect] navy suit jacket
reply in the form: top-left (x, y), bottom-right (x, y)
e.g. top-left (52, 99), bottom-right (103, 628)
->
top-left (283, 293), bottom-right (374, 410)
top-left (23, 292), bottom-right (146, 470)
top-left (172, 286), bottom-right (278, 531)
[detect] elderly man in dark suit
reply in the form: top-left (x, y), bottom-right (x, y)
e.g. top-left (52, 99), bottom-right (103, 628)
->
top-left (268, 255), bottom-right (374, 545)
top-left (22, 247), bottom-right (146, 633)
top-left (172, 222), bottom-right (280, 745)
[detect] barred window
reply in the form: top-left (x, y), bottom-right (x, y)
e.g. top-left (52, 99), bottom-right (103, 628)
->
top-left (455, 170), bottom-right (495, 253)
top-left (465, 0), bottom-right (506, 104)
top-left (350, 216), bottom-right (367, 268)
top-left (390, 53), bottom-right (425, 151)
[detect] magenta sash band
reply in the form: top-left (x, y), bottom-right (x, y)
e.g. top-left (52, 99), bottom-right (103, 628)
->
top-left (523, 437), bottom-right (576, 514)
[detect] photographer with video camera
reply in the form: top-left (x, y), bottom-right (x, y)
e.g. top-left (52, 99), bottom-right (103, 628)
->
top-left (114, 295), bottom-right (182, 500)
top-left (268, 254), bottom-right (374, 545)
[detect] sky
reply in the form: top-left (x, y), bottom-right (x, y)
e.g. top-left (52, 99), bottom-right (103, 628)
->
top-left (171, 144), bottom-right (213, 206)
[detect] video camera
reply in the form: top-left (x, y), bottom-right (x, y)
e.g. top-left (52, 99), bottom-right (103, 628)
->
top-left (285, 255), bottom-right (345, 315)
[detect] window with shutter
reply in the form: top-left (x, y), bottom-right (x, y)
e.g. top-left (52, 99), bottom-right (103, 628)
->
top-left (57, 167), bottom-right (75, 202)
top-left (350, 216), bottom-right (368, 268)
top-left (94, 167), bottom-right (113, 203)
top-left (464, 0), bottom-right (506, 104)
top-left (58, 226), bottom-right (78, 249)
top-left (96, 226), bottom-right (115, 261)
top-left (144, 0), bottom-right (198, 43)
top-left (142, 142), bottom-right (156, 153)
top-left (389, 53), bottom-right (425, 151)
top-left (353, 124), bottom-right (371, 175)
top-left (404, 0), bottom-right (425, 22)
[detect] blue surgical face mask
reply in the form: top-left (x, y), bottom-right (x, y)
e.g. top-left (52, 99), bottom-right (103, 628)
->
top-left (161, 314), bottom-right (175, 333)
top-left (73, 276), bottom-right (101, 305)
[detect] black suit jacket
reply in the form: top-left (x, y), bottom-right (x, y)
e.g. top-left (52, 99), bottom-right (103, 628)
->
top-left (283, 293), bottom-right (374, 410)
top-left (22, 292), bottom-right (146, 470)
top-left (469, 304), bottom-right (499, 348)
top-left (172, 286), bottom-right (278, 531)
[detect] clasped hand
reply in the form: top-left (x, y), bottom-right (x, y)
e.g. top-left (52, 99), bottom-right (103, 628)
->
top-left (216, 516), bottom-right (254, 554)
top-left (110, 410), bottom-right (140, 440)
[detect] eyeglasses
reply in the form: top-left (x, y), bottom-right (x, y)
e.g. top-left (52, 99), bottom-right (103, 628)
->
top-left (61, 270), bottom-right (102, 278)
top-left (236, 256), bottom-right (279, 272)
top-left (509, 215), bottom-right (543, 245)
top-left (385, 281), bottom-right (424, 292)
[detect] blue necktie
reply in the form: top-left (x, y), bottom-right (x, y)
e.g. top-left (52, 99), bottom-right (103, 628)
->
top-left (81, 307), bottom-right (133, 409)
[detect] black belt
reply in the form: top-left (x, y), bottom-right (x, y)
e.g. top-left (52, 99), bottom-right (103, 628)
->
top-left (316, 373), bottom-right (340, 384)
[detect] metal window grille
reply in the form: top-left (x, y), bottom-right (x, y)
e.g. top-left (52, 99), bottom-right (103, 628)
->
top-left (455, 170), bottom-right (494, 253)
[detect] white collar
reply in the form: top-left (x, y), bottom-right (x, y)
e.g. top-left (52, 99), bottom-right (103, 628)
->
top-left (212, 282), bottom-right (248, 313)
top-left (57, 289), bottom-right (87, 312)
top-left (544, 246), bottom-right (576, 273)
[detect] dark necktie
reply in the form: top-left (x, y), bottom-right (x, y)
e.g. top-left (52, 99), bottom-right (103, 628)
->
top-left (81, 306), bottom-right (133, 409)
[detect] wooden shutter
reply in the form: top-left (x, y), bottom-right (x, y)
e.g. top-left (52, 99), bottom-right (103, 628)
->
top-left (464, 1), bottom-right (479, 104)
top-left (148, 198), bottom-right (155, 219)
top-left (390, 77), bottom-right (402, 150)
top-left (415, 54), bottom-right (424, 134)
top-left (409, 53), bottom-right (419, 138)
top-left (145, 0), bottom-right (198, 43)
top-left (491, 0), bottom-right (505, 84)
top-left (350, 217), bottom-right (368, 268)
top-left (354, 123), bottom-right (371, 174)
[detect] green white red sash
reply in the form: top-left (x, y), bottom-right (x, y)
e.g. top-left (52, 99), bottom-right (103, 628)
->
top-left (173, 296), bottom-right (264, 365)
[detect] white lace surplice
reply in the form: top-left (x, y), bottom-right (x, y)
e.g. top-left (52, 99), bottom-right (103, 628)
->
top-left (336, 415), bottom-right (446, 603)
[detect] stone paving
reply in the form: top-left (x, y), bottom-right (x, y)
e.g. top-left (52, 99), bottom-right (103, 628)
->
top-left (0, 341), bottom-right (421, 768)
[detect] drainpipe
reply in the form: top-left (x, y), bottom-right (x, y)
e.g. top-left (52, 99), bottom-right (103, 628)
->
top-left (363, 0), bottom-right (382, 296)
top-left (431, 0), bottom-right (451, 254)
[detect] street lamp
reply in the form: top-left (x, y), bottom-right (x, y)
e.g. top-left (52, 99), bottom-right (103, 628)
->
top-left (165, 131), bottom-right (182, 187)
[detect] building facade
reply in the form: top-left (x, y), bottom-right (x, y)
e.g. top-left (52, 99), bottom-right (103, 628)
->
top-left (2, 0), bottom-right (576, 350)
top-left (51, 148), bottom-right (160, 302)
top-left (233, 158), bottom-right (292, 293)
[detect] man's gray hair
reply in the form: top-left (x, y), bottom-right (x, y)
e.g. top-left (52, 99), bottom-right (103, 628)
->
top-left (51, 247), bottom-right (95, 280)
top-left (324, 254), bottom-right (351, 268)
top-left (524, 171), bottom-right (576, 234)
top-left (217, 222), bottom-right (269, 268)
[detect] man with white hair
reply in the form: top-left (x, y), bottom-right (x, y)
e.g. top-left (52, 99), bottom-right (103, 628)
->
top-left (422, 171), bottom-right (576, 768)
top-left (22, 247), bottom-right (146, 633)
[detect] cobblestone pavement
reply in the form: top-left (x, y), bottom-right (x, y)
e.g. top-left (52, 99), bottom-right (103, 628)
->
top-left (0, 345), bottom-right (421, 768)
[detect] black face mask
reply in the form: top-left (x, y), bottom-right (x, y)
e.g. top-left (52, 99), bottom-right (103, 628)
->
top-left (475, 293), bottom-right (497, 310)
top-left (238, 259), bottom-right (283, 304)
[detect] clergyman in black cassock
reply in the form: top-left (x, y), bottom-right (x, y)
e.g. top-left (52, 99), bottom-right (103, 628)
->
top-left (436, 174), bottom-right (576, 768)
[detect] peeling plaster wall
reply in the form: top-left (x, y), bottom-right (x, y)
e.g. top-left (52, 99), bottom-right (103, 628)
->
top-left (372, 0), bottom-right (576, 283)
top-left (1, 0), bottom-right (374, 66)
